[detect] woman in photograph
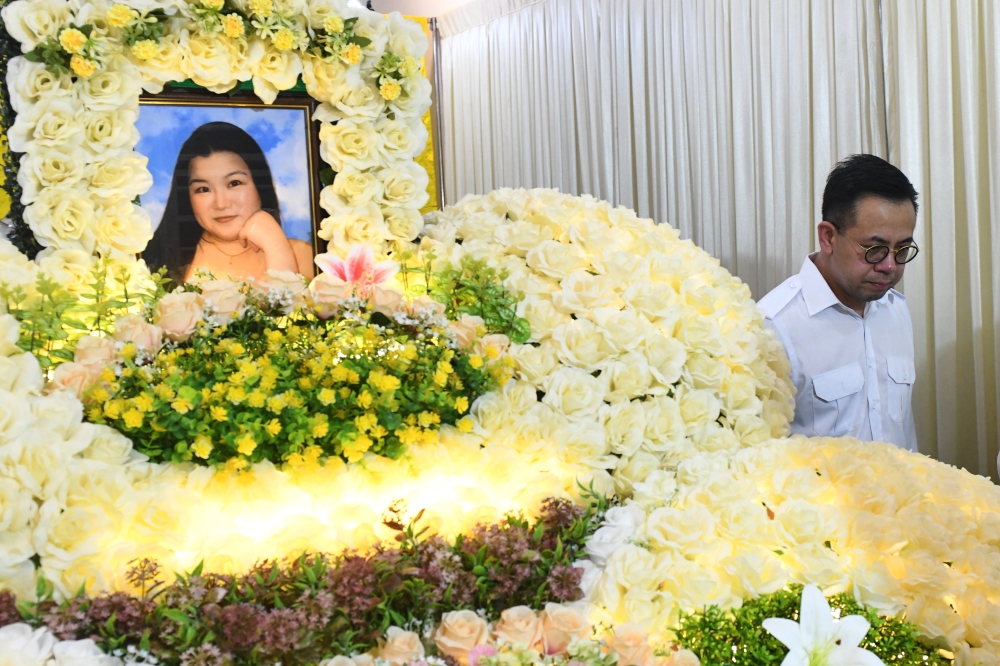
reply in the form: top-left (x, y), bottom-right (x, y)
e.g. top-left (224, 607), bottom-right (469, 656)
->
top-left (143, 121), bottom-right (314, 285)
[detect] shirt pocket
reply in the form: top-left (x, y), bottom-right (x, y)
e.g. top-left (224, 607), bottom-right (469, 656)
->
top-left (812, 362), bottom-right (865, 437)
top-left (886, 355), bottom-right (915, 423)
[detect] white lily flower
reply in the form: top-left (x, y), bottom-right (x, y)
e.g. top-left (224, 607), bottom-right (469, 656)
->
top-left (762, 585), bottom-right (886, 666)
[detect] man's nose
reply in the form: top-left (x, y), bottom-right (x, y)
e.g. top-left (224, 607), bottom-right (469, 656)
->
top-left (873, 252), bottom-right (897, 273)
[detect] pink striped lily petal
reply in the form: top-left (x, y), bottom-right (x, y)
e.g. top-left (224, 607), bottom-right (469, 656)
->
top-left (345, 245), bottom-right (375, 283)
top-left (313, 253), bottom-right (348, 281)
top-left (370, 260), bottom-right (399, 285)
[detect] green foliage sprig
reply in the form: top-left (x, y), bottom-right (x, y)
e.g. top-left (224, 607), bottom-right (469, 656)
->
top-left (674, 585), bottom-right (951, 666)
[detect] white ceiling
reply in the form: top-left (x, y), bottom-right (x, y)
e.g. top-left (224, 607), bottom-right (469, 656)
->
top-left (370, 0), bottom-right (478, 17)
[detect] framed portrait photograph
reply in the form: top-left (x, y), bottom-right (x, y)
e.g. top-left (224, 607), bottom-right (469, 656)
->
top-left (136, 92), bottom-right (323, 286)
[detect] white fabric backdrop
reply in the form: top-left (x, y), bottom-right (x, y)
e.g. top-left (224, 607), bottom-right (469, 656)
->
top-left (437, 0), bottom-right (1000, 480)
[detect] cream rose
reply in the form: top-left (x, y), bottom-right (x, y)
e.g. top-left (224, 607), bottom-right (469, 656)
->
top-left (260, 270), bottom-right (308, 314)
top-left (517, 295), bottom-right (568, 342)
top-left (316, 77), bottom-right (386, 122)
top-left (552, 270), bottom-right (618, 313)
top-left (319, 119), bottom-right (382, 172)
top-left (24, 185), bottom-right (98, 252)
top-left (432, 610), bottom-right (489, 661)
top-left (602, 352), bottom-right (654, 403)
top-left (526, 240), bottom-right (590, 280)
top-left (375, 163), bottom-right (430, 209)
top-left (78, 63), bottom-right (142, 112)
top-left (77, 424), bottom-right (135, 466)
top-left (384, 207), bottom-right (425, 242)
top-left (73, 335), bottom-right (118, 370)
top-left (553, 319), bottom-right (612, 371)
top-left (388, 75), bottom-right (432, 119)
top-left (301, 54), bottom-right (350, 102)
top-left (18, 148), bottom-right (87, 203)
top-left (1, 0), bottom-right (71, 51)
top-left (309, 273), bottom-right (353, 319)
top-left (112, 314), bottom-right (162, 351)
top-left (8, 96), bottom-right (83, 153)
top-left (135, 32), bottom-right (186, 94)
top-left (94, 201), bottom-right (153, 256)
top-left (80, 109), bottom-right (139, 155)
top-left (492, 606), bottom-right (543, 650)
top-left (6, 58), bottom-right (74, 114)
top-left (184, 32), bottom-right (242, 93)
top-left (324, 169), bottom-right (382, 211)
top-left (368, 285), bottom-right (404, 318)
top-left (377, 116), bottom-right (427, 162)
top-left (86, 154), bottom-right (152, 200)
top-left (494, 220), bottom-right (555, 257)
top-left (153, 291), bottom-right (204, 342)
top-left (510, 341), bottom-right (561, 385)
top-left (542, 366), bottom-right (606, 420)
top-left (387, 11), bottom-right (428, 57)
top-left (377, 627), bottom-right (425, 665)
top-left (250, 38), bottom-right (303, 105)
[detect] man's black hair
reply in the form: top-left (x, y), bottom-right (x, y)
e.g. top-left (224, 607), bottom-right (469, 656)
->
top-left (821, 154), bottom-right (919, 230)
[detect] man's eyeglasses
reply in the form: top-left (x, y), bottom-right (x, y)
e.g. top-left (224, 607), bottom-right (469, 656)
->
top-left (836, 227), bottom-right (920, 265)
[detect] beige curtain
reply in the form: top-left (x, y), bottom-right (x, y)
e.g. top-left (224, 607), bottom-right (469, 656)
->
top-left (438, 0), bottom-right (1000, 480)
top-left (882, 0), bottom-right (1000, 479)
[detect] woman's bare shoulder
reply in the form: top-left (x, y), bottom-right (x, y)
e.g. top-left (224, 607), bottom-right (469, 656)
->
top-left (290, 239), bottom-right (315, 279)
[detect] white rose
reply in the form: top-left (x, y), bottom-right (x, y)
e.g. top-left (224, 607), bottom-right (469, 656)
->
top-left (552, 318), bottom-right (612, 371)
top-left (733, 414), bottom-right (771, 446)
top-left (684, 352), bottom-right (728, 390)
top-left (94, 200), bottom-right (153, 256)
top-left (377, 116), bottom-right (427, 162)
top-left (85, 154), bottom-right (152, 200)
top-left (386, 11), bottom-right (428, 57)
top-left (17, 148), bottom-right (87, 203)
top-left (301, 53), bottom-right (350, 102)
top-left (553, 422), bottom-right (615, 469)
top-left (642, 396), bottom-right (685, 452)
top-left (613, 451), bottom-right (660, 496)
top-left (584, 524), bottom-right (634, 568)
top-left (24, 186), bottom-right (98, 252)
top-left (689, 422), bottom-right (740, 454)
top-left (643, 503), bottom-right (715, 555)
top-left (78, 62), bottom-right (142, 111)
top-left (722, 547), bottom-right (788, 598)
top-left (319, 119), bottom-right (381, 172)
top-left (80, 109), bottom-right (139, 155)
top-left (183, 32), bottom-right (243, 93)
top-left (593, 306), bottom-right (652, 354)
top-left (0, 477), bottom-right (35, 534)
top-left (375, 163), bottom-right (430, 209)
top-left (52, 639), bottom-right (123, 666)
top-left (0, 350), bottom-right (44, 395)
top-left (250, 38), bottom-right (303, 105)
top-left (849, 559), bottom-right (905, 616)
top-left (383, 207), bottom-right (424, 241)
top-left (679, 313), bottom-right (727, 357)
top-left (388, 74), bottom-right (432, 119)
top-left (6, 57), bottom-right (74, 114)
top-left (542, 366), bottom-right (606, 420)
top-left (659, 558), bottom-right (735, 611)
top-left (1, 0), bottom-right (70, 51)
top-left (677, 388), bottom-right (722, 430)
top-left (35, 248), bottom-right (93, 293)
top-left (135, 32), bottom-right (186, 94)
top-left (323, 169), bottom-right (382, 211)
top-left (470, 391), bottom-right (515, 433)
top-left (493, 220), bottom-right (555, 257)
top-left (622, 278), bottom-right (681, 322)
top-left (516, 295), bottom-right (569, 342)
top-left (7, 95), bottom-right (83, 154)
top-left (552, 270), bottom-right (618, 314)
top-left (315, 77), bottom-right (386, 122)
top-left (631, 469), bottom-right (678, 510)
top-left (0, 624), bottom-right (57, 665)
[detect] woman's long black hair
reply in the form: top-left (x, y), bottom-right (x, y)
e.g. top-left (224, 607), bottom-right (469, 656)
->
top-left (142, 121), bottom-right (282, 285)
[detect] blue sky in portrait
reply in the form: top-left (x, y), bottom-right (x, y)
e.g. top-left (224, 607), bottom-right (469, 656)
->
top-left (135, 104), bottom-right (314, 242)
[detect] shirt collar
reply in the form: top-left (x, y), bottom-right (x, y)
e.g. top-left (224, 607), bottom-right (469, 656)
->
top-left (798, 255), bottom-right (898, 317)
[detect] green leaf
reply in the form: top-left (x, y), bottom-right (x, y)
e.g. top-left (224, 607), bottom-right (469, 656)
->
top-left (350, 35), bottom-right (372, 47)
top-left (161, 609), bottom-right (190, 624)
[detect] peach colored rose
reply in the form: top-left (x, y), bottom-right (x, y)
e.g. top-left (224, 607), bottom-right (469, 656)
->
top-left (49, 361), bottom-right (99, 398)
top-left (476, 333), bottom-right (510, 358)
top-left (369, 285), bottom-right (404, 318)
top-left (608, 624), bottom-right (655, 666)
top-left (113, 314), bottom-right (163, 351)
top-left (199, 280), bottom-right (246, 319)
top-left (449, 314), bottom-right (484, 349)
top-left (492, 606), bottom-right (543, 650)
top-left (260, 269), bottom-right (307, 313)
top-left (309, 273), bottom-right (353, 319)
top-left (665, 649), bottom-right (700, 666)
top-left (154, 291), bottom-right (204, 342)
top-left (73, 335), bottom-right (118, 369)
top-left (433, 610), bottom-right (489, 662)
top-left (377, 627), bottom-right (425, 665)
top-left (539, 603), bottom-right (590, 654)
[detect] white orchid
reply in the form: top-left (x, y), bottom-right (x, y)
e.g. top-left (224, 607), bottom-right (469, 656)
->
top-left (762, 585), bottom-right (885, 666)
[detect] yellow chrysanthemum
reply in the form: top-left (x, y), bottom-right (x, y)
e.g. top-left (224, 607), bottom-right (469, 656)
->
top-left (379, 79), bottom-right (401, 101)
top-left (236, 433), bottom-right (257, 456)
top-left (457, 417), bottom-right (474, 433)
top-left (127, 38), bottom-right (156, 59)
top-left (171, 397), bottom-right (193, 414)
top-left (399, 55), bottom-right (419, 78)
top-left (89, 387), bottom-right (110, 403)
top-left (223, 14), bottom-right (245, 39)
top-left (153, 383), bottom-right (175, 400)
top-left (210, 405), bottom-right (228, 422)
top-left (247, 390), bottom-right (266, 408)
top-left (101, 367), bottom-right (117, 383)
top-left (59, 28), bottom-right (87, 54)
top-left (369, 370), bottom-right (401, 393)
top-left (285, 452), bottom-right (306, 468)
top-left (318, 388), bottom-right (336, 406)
top-left (87, 407), bottom-right (103, 421)
top-left (104, 401), bottom-right (123, 420)
top-left (454, 396), bottom-right (469, 413)
top-left (122, 408), bottom-right (144, 429)
top-left (324, 15), bottom-right (344, 33)
top-left (468, 355), bottom-right (484, 369)
top-left (227, 386), bottom-right (247, 404)
top-left (298, 377), bottom-right (313, 390)
top-left (248, 0), bottom-right (272, 17)
top-left (433, 371), bottom-right (448, 387)
top-left (272, 27), bottom-right (295, 51)
top-left (265, 419), bottom-right (282, 437)
top-left (340, 43), bottom-right (362, 66)
top-left (192, 435), bottom-right (213, 459)
top-left (107, 4), bottom-right (136, 27)
top-left (331, 366), bottom-right (349, 383)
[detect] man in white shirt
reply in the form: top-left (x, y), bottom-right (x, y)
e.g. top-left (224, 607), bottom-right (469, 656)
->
top-left (759, 154), bottom-right (920, 451)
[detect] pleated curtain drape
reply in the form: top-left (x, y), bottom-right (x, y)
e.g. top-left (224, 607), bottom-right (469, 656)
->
top-left (436, 0), bottom-right (1000, 481)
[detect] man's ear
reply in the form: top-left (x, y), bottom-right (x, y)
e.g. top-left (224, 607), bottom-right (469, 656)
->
top-left (817, 221), bottom-right (838, 255)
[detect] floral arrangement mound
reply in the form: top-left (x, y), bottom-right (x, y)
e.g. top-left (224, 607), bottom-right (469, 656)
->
top-left (55, 245), bottom-right (522, 468)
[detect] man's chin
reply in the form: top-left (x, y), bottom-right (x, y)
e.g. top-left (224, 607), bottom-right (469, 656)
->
top-left (860, 282), bottom-right (893, 302)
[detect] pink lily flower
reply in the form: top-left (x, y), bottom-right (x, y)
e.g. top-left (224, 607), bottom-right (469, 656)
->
top-left (313, 244), bottom-right (399, 297)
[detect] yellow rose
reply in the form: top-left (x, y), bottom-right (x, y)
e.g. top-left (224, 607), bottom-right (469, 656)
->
top-left (492, 605), bottom-right (543, 650)
top-left (113, 314), bottom-right (163, 351)
top-left (377, 627), bottom-right (425, 665)
top-left (432, 610), bottom-right (489, 661)
top-left (153, 291), bottom-right (205, 342)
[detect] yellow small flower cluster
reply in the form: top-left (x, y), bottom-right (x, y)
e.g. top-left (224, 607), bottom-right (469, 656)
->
top-left (130, 39), bottom-right (159, 60)
top-left (340, 43), bottom-right (362, 66)
top-left (69, 54), bottom-right (97, 77)
top-left (248, 0), bottom-right (273, 18)
top-left (223, 14), bottom-right (245, 39)
top-left (107, 4), bottom-right (137, 28)
top-left (58, 28), bottom-right (87, 54)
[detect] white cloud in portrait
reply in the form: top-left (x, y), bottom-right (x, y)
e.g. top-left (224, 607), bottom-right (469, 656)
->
top-left (135, 104), bottom-right (314, 242)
